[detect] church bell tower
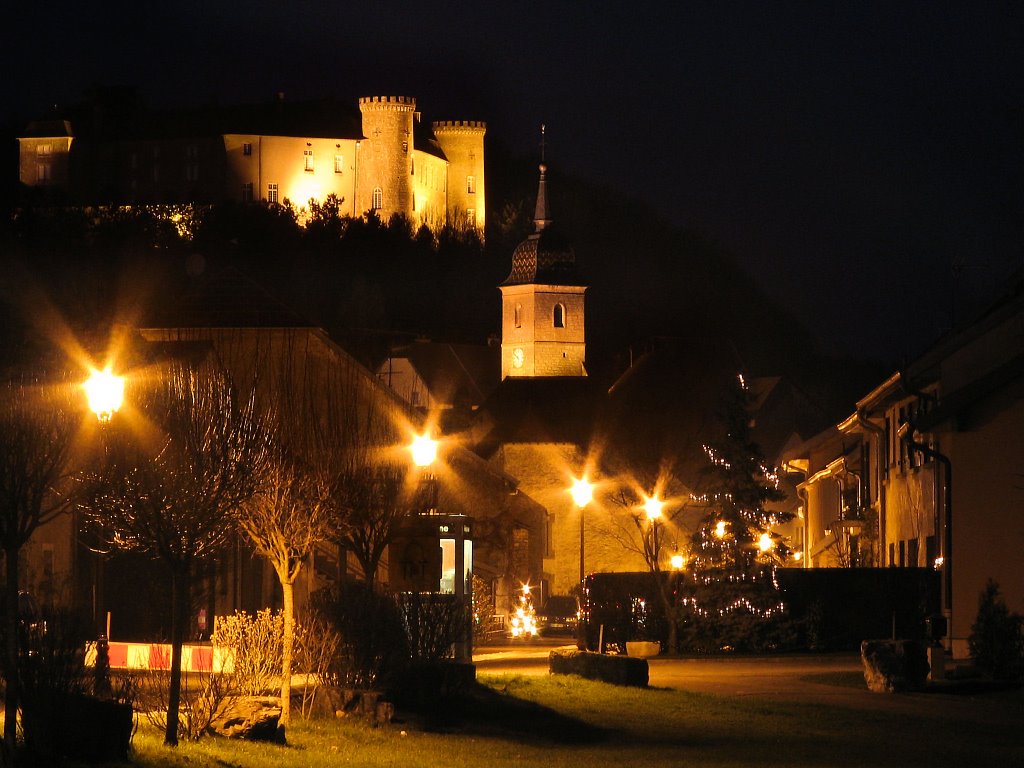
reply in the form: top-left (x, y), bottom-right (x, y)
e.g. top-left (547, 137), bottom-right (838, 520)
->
top-left (500, 162), bottom-right (586, 379)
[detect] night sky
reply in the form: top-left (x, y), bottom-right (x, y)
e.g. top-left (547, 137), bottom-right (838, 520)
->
top-left (6, 2), bottom-right (1022, 361)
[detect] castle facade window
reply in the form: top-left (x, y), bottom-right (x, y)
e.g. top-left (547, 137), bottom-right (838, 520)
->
top-left (267, 183), bottom-right (279, 203)
top-left (372, 187), bottom-right (383, 210)
top-left (304, 149), bottom-right (314, 172)
top-left (467, 175), bottom-right (475, 194)
top-left (243, 142), bottom-right (252, 156)
top-left (553, 303), bottom-right (565, 328)
top-left (241, 182), bottom-right (253, 202)
top-left (334, 155), bottom-right (344, 174)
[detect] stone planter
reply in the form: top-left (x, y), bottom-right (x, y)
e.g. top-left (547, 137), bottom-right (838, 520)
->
top-left (626, 641), bottom-right (661, 658)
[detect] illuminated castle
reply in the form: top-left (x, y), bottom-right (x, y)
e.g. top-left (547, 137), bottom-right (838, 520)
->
top-left (17, 92), bottom-right (485, 232)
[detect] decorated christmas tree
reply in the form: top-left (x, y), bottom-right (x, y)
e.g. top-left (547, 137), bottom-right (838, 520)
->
top-left (509, 583), bottom-right (538, 639)
top-left (681, 373), bottom-right (795, 652)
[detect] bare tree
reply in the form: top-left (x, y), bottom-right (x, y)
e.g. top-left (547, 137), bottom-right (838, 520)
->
top-left (84, 364), bottom-right (266, 746)
top-left (604, 482), bottom-right (689, 654)
top-left (237, 444), bottom-right (331, 726)
top-left (333, 460), bottom-right (407, 586)
top-left (0, 377), bottom-right (83, 757)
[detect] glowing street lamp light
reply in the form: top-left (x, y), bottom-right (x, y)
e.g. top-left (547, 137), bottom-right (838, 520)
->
top-left (569, 476), bottom-right (593, 584)
top-left (670, 553), bottom-right (685, 571)
top-left (643, 494), bottom-right (665, 568)
top-left (410, 433), bottom-right (438, 468)
top-left (84, 368), bottom-right (124, 422)
top-left (643, 495), bottom-right (664, 522)
top-left (758, 532), bottom-right (775, 552)
top-left (714, 520), bottom-right (728, 539)
top-left (410, 433), bottom-right (439, 513)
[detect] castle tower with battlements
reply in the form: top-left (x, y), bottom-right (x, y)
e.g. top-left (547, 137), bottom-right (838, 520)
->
top-left (357, 96), bottom-right (416, 222)
top-left (433, 121), bottom-right (486, 232)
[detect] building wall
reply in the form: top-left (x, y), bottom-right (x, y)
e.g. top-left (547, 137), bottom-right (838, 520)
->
top-left (944, 394), bottom-right (1024, 657)
top-left (411, 149), bottom-right (448, 230)
top-left (18, 136), bottom-right (73, 188)
top-left (493, 443), bottom-right (663, 596)
top-left (223, 134), bottom-right (360, 213)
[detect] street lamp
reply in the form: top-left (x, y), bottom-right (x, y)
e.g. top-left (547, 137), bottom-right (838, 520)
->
top-left (643, 494), bottom-right (664, 569)
top-left (569, 477), bottom-right (593, 584)
top-left (410, 433), bottom-right (439, 513)
top-left (83, 368), bottom-right (124, 422)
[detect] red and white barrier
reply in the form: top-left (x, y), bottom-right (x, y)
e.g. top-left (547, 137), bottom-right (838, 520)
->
top-left (85, 641), bottom-right (234, 673)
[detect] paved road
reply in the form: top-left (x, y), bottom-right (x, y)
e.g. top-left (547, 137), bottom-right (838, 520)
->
top-left (473, 640), bottom-right (1023, 726)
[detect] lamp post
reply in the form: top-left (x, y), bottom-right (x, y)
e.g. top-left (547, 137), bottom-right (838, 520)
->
top-left (82, 367), bottom-right (124, 641)
top-left (570, 477), bottom-right (593, 585)
top-left (408, 432), bottom-right (473, 663)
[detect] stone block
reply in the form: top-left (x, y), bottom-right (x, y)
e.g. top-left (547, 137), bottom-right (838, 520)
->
top-left (861, 639), bottom-right (929, 692)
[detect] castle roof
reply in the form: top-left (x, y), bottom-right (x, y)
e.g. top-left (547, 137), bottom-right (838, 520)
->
top-left (502, 164), bottom-right (585, 287)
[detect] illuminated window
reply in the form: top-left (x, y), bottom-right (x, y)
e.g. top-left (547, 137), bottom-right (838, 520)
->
top-left (334, 154), bottom-right (344, 174)
top-left (267, 183), bottom-right (279, 203)
top-left (514, 303), bottom-right (522, 328)
top-left (36, 163), bottom-right (51, 182)
top-left (241, 182), bottom-right (253, 202)
top-left (466, 208), bottom-right (475, 227)
top-left (467, 175), bottom-right (475, 194)
top-left (553, 303), bottom-right (565, 328)
top-left (372, 187), bottom-right (383, 210)
top-left (242, 142), bottom-right (252, 156)
top-left (36, 143), bottom-right (52, 156)
top-left (304, 149), bottom-right (314, 172)
top-left (402, 140), bottom-right (408, 153)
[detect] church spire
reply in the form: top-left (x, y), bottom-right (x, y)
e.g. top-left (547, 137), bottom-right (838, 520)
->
top-left (533, 125), bottom-right (552, 231)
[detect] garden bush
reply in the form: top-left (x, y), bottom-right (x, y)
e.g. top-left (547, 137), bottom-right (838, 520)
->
top-left (969, 579), bottom-right (1024, 681)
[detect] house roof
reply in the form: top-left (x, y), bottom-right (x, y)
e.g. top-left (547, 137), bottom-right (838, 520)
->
top-left (20, 120), bottom-right (73, 138)
top-left (386, 341), bottom-right (500, 408)
top-left (144, 268), bottom-right (314, 329)
top-left (476, 376), bottom-right (605, 452)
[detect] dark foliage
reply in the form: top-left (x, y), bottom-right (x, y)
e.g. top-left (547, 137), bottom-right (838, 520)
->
top-left (312, 583), bottom-right (408, 690)
top-left (969, 579), bottom-right (1024, 681)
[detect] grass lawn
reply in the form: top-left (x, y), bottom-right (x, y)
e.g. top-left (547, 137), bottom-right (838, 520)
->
top-left (115, 673), bottom-right (1022, 768)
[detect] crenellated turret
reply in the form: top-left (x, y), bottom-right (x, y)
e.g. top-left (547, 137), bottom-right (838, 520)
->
top-left (432, 120), bottom-right (486, 233)
top-left (357, 96), bottom-right (417, 220)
